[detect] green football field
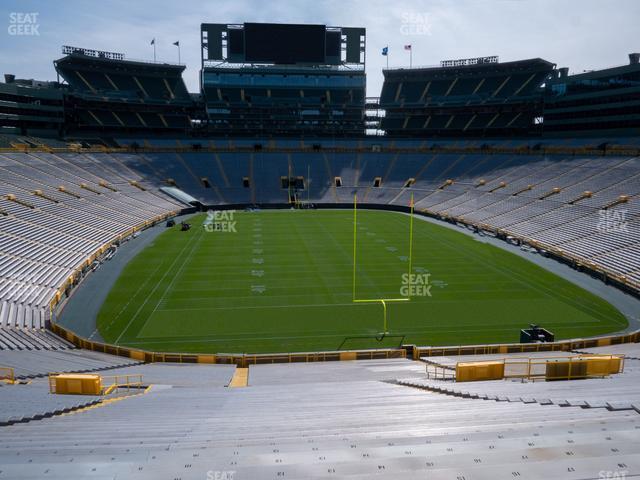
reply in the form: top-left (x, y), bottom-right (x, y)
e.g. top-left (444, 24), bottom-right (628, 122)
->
top-left (97, 209), bottom-right (628, 354)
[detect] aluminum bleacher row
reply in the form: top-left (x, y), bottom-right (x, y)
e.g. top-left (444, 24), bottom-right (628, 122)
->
top-left (0, 357), bottom-right (638, 479)
top-left (0, 151), bottom-right (185, 341)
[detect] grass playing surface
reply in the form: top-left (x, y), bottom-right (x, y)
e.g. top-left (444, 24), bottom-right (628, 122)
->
top-left (97, 210), bottom-right (628, 353)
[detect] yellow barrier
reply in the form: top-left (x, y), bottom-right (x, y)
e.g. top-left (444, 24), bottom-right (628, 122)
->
top-left (456, 361), bottom-right (505, 382)
top-left (548, 355), bottom-right (622, 379)
top-left (50, 374), bottom-right (102, 395)
top-left (129, 350), bottom-right (145, 361)
top-left (0, 367), bottom-right (15, 384)
top-left (48, 373), bottom-right (143, 395)
top-left (545, 359), bottom-right (588, 380)
top-left (451, 354), bottom-right (625, 382)
top-left (339, 352), bottom-right (358, 361)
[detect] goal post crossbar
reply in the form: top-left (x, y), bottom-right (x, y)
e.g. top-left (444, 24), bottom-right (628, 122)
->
top-left (352, 193), bottom-right (415, 334)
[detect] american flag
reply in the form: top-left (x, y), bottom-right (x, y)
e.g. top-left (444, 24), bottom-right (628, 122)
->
top-left (404, 44), bottom-right (412, 50)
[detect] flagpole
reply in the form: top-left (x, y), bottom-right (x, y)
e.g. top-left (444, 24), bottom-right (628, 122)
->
top-left (153, 41), bottom-right (156, 63)
top-left (178, 44), bottom-right (181, 64)
top-left (410, 49), bottom-right (412, 68)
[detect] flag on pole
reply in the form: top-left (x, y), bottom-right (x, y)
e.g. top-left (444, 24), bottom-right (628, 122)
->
top-left (173, 41), bottom-right (181, 64)
top-left (405, 44), bottom-right (413, 67)
top-left (150, 38), bottom-right (155, 45)
top-left (382, 46), bottom-right (389, 69)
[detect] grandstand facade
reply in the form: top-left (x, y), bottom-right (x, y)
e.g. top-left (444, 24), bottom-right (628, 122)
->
top-left (200, 23), bottom-right (367, 136)
top-left (0, 76), bottom-right (64, 140)
top-left (202, 65), bottom-right (366, 136)
top-left (379, 58), bottom-right (555, 137)
top-left (53, 46), bottom-right (196, 137)
top-left (2, 37), bottom-right (638, 140)
top-left (544, 53), bottom-right (640, 136)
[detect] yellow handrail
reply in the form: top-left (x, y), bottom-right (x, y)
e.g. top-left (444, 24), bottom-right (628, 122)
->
top-left (101, 374), bottom-right (144, 395)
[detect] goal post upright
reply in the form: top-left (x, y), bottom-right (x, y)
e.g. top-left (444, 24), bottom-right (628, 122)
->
top-left (352, 192), bottom-right (413, 335)
top-left (408, 192), bottom-right (415, 294)
top-left (352, 193), bottom-right (357, 302)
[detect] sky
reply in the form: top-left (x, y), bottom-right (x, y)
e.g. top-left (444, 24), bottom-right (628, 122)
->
top-left (2, 0), bottom-right (639, 97)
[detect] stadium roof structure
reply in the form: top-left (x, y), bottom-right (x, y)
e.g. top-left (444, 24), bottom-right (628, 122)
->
top-left (54, 53), bottom-right (187, 94)
top-left (383, 57), bottom-right (556, 78)
top-left (54, 47), bottom-right (189, 103)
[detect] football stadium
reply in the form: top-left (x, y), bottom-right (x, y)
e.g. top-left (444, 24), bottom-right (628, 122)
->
top-left (1, 1), bottom-right (640, 478)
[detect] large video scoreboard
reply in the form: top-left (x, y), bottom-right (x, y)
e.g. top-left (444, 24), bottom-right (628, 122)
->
top-left (201, 22), bottom-right (365, 66)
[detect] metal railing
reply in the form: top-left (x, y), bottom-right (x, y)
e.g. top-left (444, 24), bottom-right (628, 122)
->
top-left (427, 354), bottom-right (625, 382)
top-left (101, 374), bottom-right (144, 395)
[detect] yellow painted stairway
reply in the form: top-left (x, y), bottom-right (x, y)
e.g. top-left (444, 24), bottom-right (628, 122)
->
top-left (228, 367), bottom-right (249, 388)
